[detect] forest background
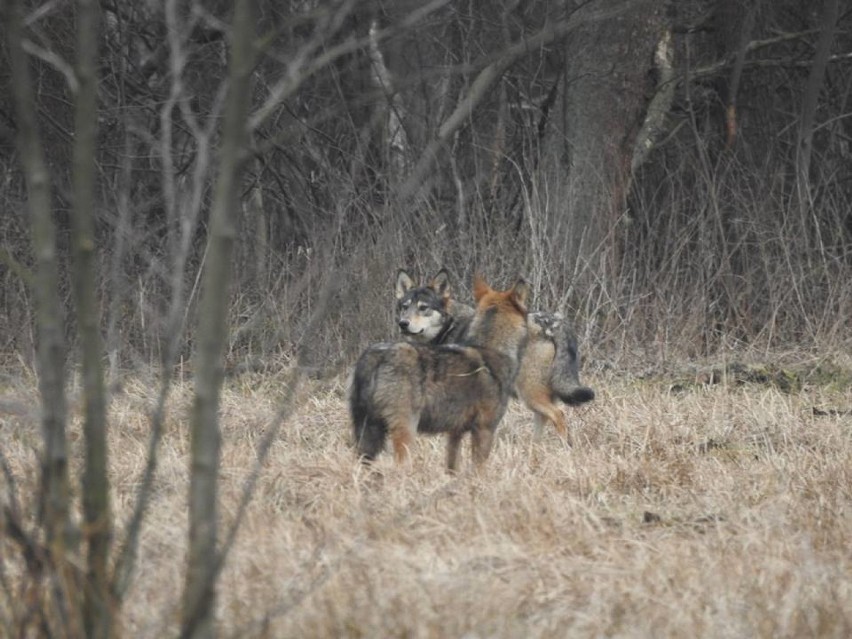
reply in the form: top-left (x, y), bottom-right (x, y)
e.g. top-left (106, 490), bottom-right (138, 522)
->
top-left (1, 0), bottom-right (851, 637)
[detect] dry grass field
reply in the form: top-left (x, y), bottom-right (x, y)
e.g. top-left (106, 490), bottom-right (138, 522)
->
top-left (2, 354), bottom-right (851, 638)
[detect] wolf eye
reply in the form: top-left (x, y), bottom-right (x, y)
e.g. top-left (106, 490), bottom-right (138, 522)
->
top-left (417, 303), bottom-right (430, 312)
top-left (401, 301), bottom-right (410, 309)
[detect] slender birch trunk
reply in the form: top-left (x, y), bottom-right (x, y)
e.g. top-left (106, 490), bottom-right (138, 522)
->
top-left (181, 1), bottom-right (256, 637)
top-left (5, 0), bottom-right (83, 632)
top-left (5, 0), bottom-right (76, 560)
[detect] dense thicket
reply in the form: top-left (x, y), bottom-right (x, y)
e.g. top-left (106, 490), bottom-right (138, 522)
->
top-left (2, 0), bottom-right (850, 371)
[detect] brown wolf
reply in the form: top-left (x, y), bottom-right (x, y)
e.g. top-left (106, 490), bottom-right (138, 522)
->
top-left (395, 269), bottom-right (594, 441)
top-left (350, 276), bottom-right (530, 471)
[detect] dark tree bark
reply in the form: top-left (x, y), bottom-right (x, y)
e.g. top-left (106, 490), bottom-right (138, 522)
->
top-left (4, 0), bottom-right (76, 562)
top-left (180, 0), bottom-right (257, 637)
top-left (722, 0), bottom-right (759, 148)
top-left (69, 0), bottom-right (114, 635)
top-left (4, 0), bottom-right (83, 633)
top-left (797, 0), bottom-right (840, 215)
top-left (559, 0), bottom-right (665, 272)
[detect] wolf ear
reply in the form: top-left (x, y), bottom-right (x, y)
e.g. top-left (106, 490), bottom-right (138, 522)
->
top-left (428, 269), bottom-right (451, 298)
top-left (396, 269), bottom-right (415, 299)
top-left (510, 278), bottom-right (529, 312)
top-left (473, 275), bottom-right (491, 302)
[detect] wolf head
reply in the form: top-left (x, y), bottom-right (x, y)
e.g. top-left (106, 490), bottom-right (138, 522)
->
top-left (468, 276), bottom-right (530, 359)
top-left (528, 311), bottom-right (564, 339)
top-left (395, 268), bottom-right (453, 342)
top-left (472, 275), bottom-right (529, 314)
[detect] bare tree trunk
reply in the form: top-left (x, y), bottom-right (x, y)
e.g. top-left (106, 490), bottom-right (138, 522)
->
top-left (181, 1), bottom-right (256, 637)
top-left (369, 18), bottom-right (408, 183)
top-left (69, 0), bottom-right (113, 635)
top-left (4, 0), bottom-right (76, 564)
top-left (797, 0), bottom-right (840, 217)
top-left (723, 0), bottom-right (758, 149)
top-left (5, 0), bottom-right (83, 632)
top-left (248, 172), bottom-right (268, 290)
top-left (105, 137), bottom-right (134, 386)
top-left (629, 27), bottom-right (674, 186)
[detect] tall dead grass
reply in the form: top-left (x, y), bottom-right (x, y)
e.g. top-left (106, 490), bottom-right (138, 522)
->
top-left (4, 363), bottom-right (849, 637)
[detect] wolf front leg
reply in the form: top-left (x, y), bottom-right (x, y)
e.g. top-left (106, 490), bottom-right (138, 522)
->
top-left (470, 424), bottom-right (496, 469)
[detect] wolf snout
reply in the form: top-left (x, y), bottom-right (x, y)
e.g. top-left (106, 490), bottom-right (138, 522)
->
top-left (398, 319), bottom-right (410, 330)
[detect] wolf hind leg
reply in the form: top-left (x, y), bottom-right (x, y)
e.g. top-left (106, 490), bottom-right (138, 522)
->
top-left (521, 386), bottom-right (571, 444)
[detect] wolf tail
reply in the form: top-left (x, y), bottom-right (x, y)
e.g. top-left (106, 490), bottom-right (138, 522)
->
top-left (349, 353), bottom-right (388, 462)
top-left (550, 325), bottom-right (595, 406)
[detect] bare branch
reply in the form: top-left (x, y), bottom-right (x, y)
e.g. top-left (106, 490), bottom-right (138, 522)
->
top-left (21, 39), bottom-right (78, 93)
top-left (249, 0), bottom-right (452, 131)
top-left (5, 0), bottom-right (75, 555)
top-left (688, 30), bottom-right (820, 79)
top-left (181, 0), bottom-right (257, 636)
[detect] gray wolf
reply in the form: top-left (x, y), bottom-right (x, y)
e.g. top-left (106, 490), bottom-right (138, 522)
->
top-left (395, 269), bottom-right (594, 441)
top-left (350, 276), bottom-right (530, 471)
